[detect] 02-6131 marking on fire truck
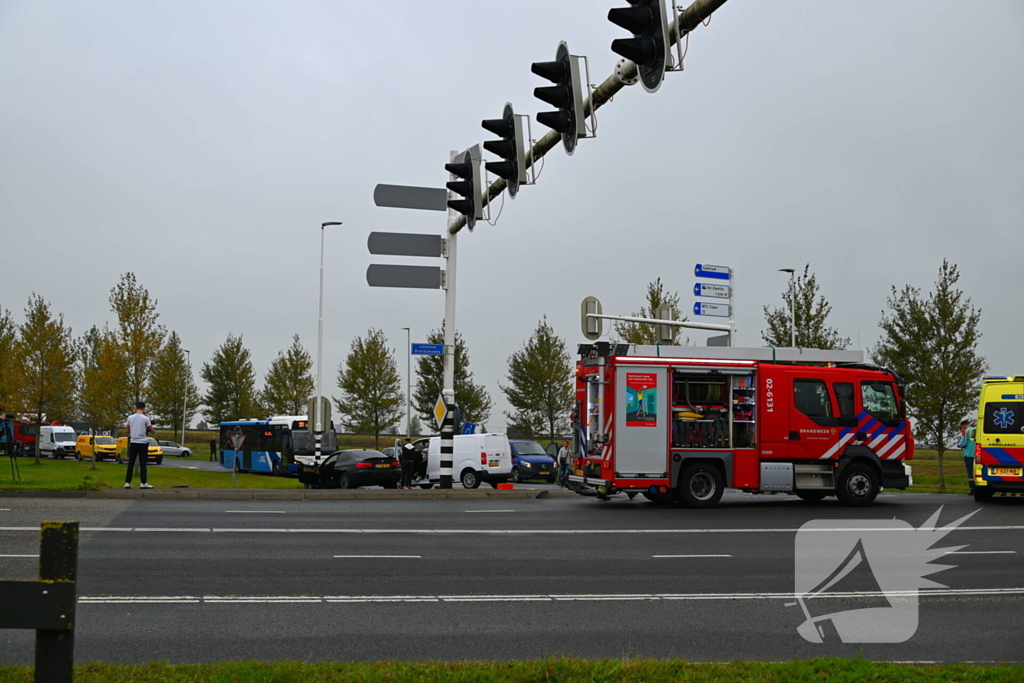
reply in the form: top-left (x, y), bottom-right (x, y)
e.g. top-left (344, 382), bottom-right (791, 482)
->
top-left (765, 378), bottom-right (775, 412)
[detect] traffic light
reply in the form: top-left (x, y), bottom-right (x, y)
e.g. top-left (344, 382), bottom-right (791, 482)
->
top-left (445, 150), bottom-right (483, 231)
top-left (481, 103), bottom-right (527, 199)
top-left (608, 0), bottom-right (671, 93)
top-left (531, 41), bottom-right (585, 156)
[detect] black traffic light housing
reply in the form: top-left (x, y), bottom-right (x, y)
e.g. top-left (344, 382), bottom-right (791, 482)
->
top-left (531, 41), bottom-right (585, 156)
top-left (609, 0), bottom-right (671, 93)
top-left (481, 103), bottom-right (527, 199)
top-left (445, 149), bottom-right (483, 231)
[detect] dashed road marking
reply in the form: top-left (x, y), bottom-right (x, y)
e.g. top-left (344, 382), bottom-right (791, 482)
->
top-left (653, 554), bottom-right (733, 558)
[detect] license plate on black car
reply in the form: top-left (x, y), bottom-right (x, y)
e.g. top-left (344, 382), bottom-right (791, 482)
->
top-left (375, 464), bottom-right (390, 468)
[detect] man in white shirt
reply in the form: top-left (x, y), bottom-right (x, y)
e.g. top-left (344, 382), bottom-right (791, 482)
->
top-left (125, 401), bottom-right (155, 489)
top-left (557, 440), bottom-right (572, 487)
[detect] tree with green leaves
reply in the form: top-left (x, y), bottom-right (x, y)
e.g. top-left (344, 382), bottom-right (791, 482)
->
top-left (109, 272), bottom-right (165, 406)
top-left (408, 413), bottom-right (423, 437)
top-left (15, 294), bottom-right (76, 463)
top-left (201, 333), bottom-right (260, 426)
top-left (413, 324), bottom-right (491, 428)
top-left (613, 278), bottom-right (685, 345)
top-left (873, 260), bottom-right (986, 491)
top-left (147, 331), bottom-right (200, 440)
top-left (260, 334), bottom-right (314, 416)
top-left (334, 328), bottom-right (404, 448)
top-left (762, 264), bottom-right (850, 349)
top-left (78, 325), bottom-right (130, 437)
top-left (501, 317), bottom-right (574, 440)
top-left (0, 307), bottom-right (16, 411)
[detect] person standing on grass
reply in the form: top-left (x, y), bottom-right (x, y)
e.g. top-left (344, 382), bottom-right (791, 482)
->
top-left (125, 401), bottom-right (155, 489)
top-left (0, 407), bottom-right (13, 458)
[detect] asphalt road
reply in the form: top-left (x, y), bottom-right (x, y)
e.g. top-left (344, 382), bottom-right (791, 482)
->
top-left (1, 491), bottom-right (1022, 664)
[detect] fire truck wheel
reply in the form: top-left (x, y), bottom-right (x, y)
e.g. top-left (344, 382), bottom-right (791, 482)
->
top-left (678, 463), bottom-right (725, 508)
top-left (836, 462), bottom-right (880, 506)
top-left (795, 491), bottom-right (827, 503)
top-left (973, 487), bottom-right (994, 502)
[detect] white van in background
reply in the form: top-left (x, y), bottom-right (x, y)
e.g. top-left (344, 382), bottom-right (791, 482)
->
top-left (412, 433), bottom-right (512, 489)
top-left (39, 425), bottom-right (79, 459)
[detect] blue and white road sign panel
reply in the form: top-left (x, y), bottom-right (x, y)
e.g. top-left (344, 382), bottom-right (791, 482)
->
top-left (694, 283), bottom-right (731, 299)
top-left (694, 264), bottom-right (731, 280)
top-left (461, 422), bottom-right (477, 435)
top-left (693, 302), bottom-right (731, 318)
top-left (411, 343), bottom-right (445, 356)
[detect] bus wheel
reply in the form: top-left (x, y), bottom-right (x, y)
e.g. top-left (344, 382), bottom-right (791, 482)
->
top-left (678, 463), bottom-right (725, 508)
top-left (836, 462), bottom-right (880, 507)
top-left (272, 461), bottom-right (281, 477)
top-left (974, 487), bottom-right (995, 502)
top-left (795, 491), bottom-right (827, 503)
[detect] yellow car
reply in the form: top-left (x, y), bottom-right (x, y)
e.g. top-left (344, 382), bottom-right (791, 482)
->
top-left (75, 435), bottom-right (119, 462)
top-left (116, 437), bottom-right (164, 465)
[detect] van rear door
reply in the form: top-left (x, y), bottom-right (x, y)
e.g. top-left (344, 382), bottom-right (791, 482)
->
top-left (483, 434), bottom-right (511, 474)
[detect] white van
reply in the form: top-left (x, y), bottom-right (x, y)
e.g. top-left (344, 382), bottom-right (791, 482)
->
top-left (411, 433), bottom-right (512, 489)
top-left (39, 425), bottom-right (79, 459)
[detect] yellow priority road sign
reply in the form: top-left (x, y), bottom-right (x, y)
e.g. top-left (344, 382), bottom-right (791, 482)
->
top-left (433, 395), bottom-right (448, 429)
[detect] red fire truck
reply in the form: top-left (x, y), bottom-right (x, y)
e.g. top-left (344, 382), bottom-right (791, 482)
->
top-left (569, 343), bottom-right (913, 507)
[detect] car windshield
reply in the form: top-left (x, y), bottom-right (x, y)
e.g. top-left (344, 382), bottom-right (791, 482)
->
top-left (148, 438), bottom-right (158, 446)
top-left (55, 432), bottom-right (75, 442)
top-left (95, 437), bottom-right (115, 445)
top-left (514, 441), bottom-right (547, 456)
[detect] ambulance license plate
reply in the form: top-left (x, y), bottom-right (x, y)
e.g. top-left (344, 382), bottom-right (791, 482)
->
top-left (489, 460), bottom-right (500, 468)
top-left (991, 467), bottom-right (1022, 477)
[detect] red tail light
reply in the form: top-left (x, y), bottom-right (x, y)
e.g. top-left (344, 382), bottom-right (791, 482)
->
top-left (480, 452), bottom-right (487, 465)
top-left (391, 461), bottom-right (401, 467)
top-left (355, 462), bottom-right (373, 469)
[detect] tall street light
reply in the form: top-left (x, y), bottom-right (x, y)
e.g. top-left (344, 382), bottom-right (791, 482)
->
top-left (779, 268), bottom-right (796, 347)
top-left (317, 222), bottom-right (342, 412)
top-left (400, 327), bottom-right (411, 439)
top-left (181, 349), bottom-right (190, 444)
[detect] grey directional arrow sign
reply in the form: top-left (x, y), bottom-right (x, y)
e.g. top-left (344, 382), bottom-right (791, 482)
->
top-left (373, 184), bottom-right (448, 212)
top-left (367, 232), bottom-right (443, 258)
top-left (366, 264), bottom-right (443, 290)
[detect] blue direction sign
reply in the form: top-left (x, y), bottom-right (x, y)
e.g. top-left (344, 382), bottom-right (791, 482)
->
top-left (693, 302), bottom-right (731, 318)
top-left (411, 343), bottom-right (445, 356)
top-left (694, 264), bottom-right (731, 280)
top-left (694, 283), bottom-right (731, 299)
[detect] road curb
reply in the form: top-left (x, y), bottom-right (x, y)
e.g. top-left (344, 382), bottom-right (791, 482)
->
top-left (0, 488), bottom-right (579, 501)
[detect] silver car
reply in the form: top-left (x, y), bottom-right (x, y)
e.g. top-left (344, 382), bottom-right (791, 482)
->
top-left (158, 440), bottom-right (192, 458)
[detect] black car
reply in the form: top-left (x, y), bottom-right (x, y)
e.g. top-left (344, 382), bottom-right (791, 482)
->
top-left (298, 449), bottom-right (402, 489)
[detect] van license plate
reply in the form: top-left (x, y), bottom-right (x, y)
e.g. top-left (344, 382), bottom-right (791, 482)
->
top-left (991, 467), bottom-right (1022, 477)
top-left (489, 460), bottom-right (500, 468)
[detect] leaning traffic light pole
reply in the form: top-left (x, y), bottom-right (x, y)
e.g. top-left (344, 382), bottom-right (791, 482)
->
top-left (446, 0), bottom-right (727, 235)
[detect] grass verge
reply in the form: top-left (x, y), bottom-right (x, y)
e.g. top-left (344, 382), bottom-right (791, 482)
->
top-left (0, 658), bottom-right (1022, 683)
top-left (0, 459), bottom-right (302, 491)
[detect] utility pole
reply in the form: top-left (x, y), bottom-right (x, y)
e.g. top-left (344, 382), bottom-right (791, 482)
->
top-left (446, 0), bottom-right (727, 235)
top-left (401, 327), bottom-right (411, 438)
top-left (439, 150), bottom-right (460, 489)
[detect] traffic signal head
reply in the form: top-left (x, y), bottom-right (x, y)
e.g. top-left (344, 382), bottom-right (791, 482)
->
top-left (609, 0), bottom-right (670, 93)
top-left (481, 103), bottom-right (527, 199)
top-left (444, 150), bottom-right (483, 231)
top-left (532, 41), bottom-right (585, 156)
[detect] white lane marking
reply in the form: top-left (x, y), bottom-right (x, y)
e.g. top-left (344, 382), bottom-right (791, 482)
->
top-left (225, 511), bottom-right (287, 514)
top-left (333, 555), bottom-right (421, 559)
top-left (653, 554), bottom-right (733, 558)
top-left (945, 551), bottom-right (1016, 555)
top-left (0, 554), bottom-right (39, 558)
top-left (77, 586), bottom-right (1024, 605)
top-left (4, 525), bottom-right (1024, 535)
top-left (464, 510), bottom-right (515, 513)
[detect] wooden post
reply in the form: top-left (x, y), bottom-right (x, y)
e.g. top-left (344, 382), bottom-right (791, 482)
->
top-left (35, 521), bottom-right (79, 683)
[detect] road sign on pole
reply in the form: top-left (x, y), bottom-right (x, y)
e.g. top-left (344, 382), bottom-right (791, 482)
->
top-left (373, 184), bottom-right (448, 212)
top-left (694, 264), bottom-right (731, 280)
top-left (367, 232), bottom-right (444, 258)
top-left (411, 343), bottom-right (445, 356)
top-left (433, 395), bottom-right (448, 430)
top-left (694, 283), bottom-right (731, 299)
top-left (693, 302), bottom-right (731, 318)
top-left (366, 264), bottom-right (443, 289)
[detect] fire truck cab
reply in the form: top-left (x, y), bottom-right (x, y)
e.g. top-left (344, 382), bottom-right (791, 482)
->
top-left (569, 343), bottom-right (913, 508)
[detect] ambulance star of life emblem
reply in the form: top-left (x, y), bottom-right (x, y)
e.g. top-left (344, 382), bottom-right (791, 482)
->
top-left (790, 507), bottom-right (977, 643)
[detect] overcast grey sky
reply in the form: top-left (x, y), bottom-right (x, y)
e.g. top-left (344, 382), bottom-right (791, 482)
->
top-left (1, 1), bottom-right (1022, 431)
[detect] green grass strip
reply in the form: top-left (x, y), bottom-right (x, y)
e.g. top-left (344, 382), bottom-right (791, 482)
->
top-left (0, 658), bottom-right (1022, 683)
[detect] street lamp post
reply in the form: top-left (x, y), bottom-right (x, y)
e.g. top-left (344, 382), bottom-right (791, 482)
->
top-left (316, 222), bottom-right (342, 463)
top-left (181, 349), bottom-right (190, 444)
top-left (779, 268), bottom-right (796, 347)
top-left (400, 327), bottom-right (411, 439)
